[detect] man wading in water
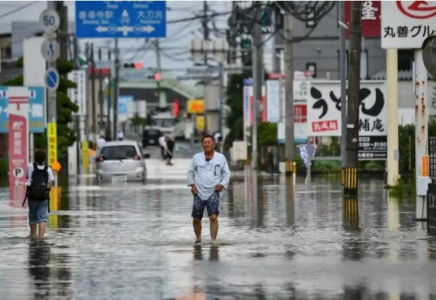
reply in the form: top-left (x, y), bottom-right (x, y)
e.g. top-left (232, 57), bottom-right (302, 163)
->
top-left (187, 134), bottom-right (231, 245)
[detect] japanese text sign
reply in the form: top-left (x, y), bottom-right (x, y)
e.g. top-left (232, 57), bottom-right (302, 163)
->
top-left (67, 70), bottom-right (87, 116)
top-left (307, 81), bottom-right (387, 137)
top-left (187, 99), bottom-right (204, 114)
top-left (47, 122), bottom-right (57, 167)
top-left (82, 141), bottom-right (89, 169)
top-left (345, 1), bottom-right (381, 38)
top-left (381, 1), bottom-right (436, 49)
top-left (8, 87), bottom-right (29, 201)
top-left (0, 86), bottom-right (45, 133)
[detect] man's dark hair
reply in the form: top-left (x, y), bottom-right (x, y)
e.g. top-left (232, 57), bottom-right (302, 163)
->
top-left (34, 150), bottom-right (47, 165)
top-left (201, 134), bottom-right (215, 143)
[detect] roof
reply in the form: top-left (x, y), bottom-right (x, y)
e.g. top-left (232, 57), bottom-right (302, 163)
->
top-left (371, 70), bottom-right (434, 81)
top-left (102, 140), bottom-right (140, 147)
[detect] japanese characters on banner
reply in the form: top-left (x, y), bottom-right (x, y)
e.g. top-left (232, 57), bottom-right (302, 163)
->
top-left (277, 80), bottom-right (308, 144)
top-left (242, 79), bottom-right (266, 142)
top-left (266, 80), bottom-right (280, 123)
top-left (47, 123), bottom-right (57, 167)
top-left (67, 70), bottom-right (87, 115)
top-left (307, 81), bottom-right (387, 160)
top-left (345, 1), bottom-right (381, 38)
top-left (82, 141), bottom-right (89, 169)
top-left (8, 87), bottom-right (29, 202)
top-left (0, 86), bottom-right (45, 133)
top-left (381, 1), bottom-right (436, 49)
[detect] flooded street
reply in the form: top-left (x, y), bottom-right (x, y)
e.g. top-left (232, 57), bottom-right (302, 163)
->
top-left (0, 158), bottom-right (435, 299)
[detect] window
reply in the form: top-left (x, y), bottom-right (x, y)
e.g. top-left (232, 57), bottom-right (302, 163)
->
top-left (152, 119), bottom-right (176, 128)
top-left (100, 145), bottom-right (138, 160)
top-left (306, 63), bottom-right (317, 78)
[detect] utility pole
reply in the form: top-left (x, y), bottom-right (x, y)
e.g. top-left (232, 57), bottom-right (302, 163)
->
top-left (73, 36), bottom-right (81, 176)
top-left (284, 8), bottom-right (295, 177)
top-left (113, 38), bottom-right (119, 141)
top-left (203, 1), bottom-right (209, 65)
top-left (252, 1), bottom-right (262, 170)
top-left (106, 48), bottom-right (112, 139)
top-left (90, 43), bottom-right (96, 141)
top-left (202, 1), bottom-right (210, 133)
top-left (98, 47), bottom-right (104, 136)
top-left (155, 39), bottom-right (165, 108)
top-left (344, 1), bottom-right (362, 196)
top-left (339, 1), bottom-right (347, 168)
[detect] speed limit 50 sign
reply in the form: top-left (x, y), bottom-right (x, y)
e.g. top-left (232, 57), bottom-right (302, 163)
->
top-left (39, 8), bottom-right (60, 33)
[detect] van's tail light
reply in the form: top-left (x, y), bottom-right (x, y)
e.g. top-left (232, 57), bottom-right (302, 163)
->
top-left (134, 155), bottom-right (141, 161)
top-left (96, 156), bottom-right (104, 163)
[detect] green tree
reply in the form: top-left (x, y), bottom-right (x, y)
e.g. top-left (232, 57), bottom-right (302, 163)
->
top-left (3, 57), bottom-right (79, 154)
top-left (130, 113), bottom-right (147, 131)
top-left (223, 73), bottom-right (245, 150)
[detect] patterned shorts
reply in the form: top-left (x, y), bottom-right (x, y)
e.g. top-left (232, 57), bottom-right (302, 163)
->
top-left (191, 192), bottom-right (220, 220)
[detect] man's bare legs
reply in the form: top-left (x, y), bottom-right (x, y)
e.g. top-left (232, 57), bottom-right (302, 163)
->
top-left (30, 224), bottom-right (37, 238)
top-left (193, 218), bottom-right (202, 242)
top-left (38, 222), bottom-right (46, 239)
top-left (209, 214), bottom-right (218, 242)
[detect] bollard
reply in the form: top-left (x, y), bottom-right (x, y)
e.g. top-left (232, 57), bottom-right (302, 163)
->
top-left (292, 161), bottom-right (296, 185)
top-left (342, 167), bottom-right (358, 196)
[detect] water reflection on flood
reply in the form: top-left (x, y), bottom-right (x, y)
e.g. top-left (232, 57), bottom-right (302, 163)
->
top-left (0, 161), bottom-right (436, 299)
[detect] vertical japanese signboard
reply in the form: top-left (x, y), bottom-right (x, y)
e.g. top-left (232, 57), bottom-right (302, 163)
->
top-left (266, 80), bottom-right (280, 123)
top-left (307, 81), bottom-right (387, 160)
top-left (67, 70), bottom-right (87, 116)
top-left (345, 1), bottom-right (381, 38)
top-left (381, 1), bottom-right (436, 49)
top-left (82, 141), bottom-right (89, 169)
top-left (242, 79), bottom-right (266, 142)
top-left (277, 80), bottom-right (308, 144)
top-left (8, 87), bottom-right (29, 202)
top-left (47, 123), bottom-right (57, 167)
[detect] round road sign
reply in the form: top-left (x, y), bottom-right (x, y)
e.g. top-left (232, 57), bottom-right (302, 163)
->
top-left (39, 9), bottom-right (60, 33)
top-left (45, 68), bottom-right (60, 91)
top-left (41, 39), bottom-right (60, 62)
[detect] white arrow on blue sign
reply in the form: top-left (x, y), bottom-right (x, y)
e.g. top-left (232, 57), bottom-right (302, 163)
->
top-left (45, 68), bottom-right (60, 91)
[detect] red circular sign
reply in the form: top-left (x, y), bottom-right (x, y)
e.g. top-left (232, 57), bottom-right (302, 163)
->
top-left (396, 1), bottom-right (436, 19)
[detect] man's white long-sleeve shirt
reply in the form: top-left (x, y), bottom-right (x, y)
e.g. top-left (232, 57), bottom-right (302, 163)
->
top-left (187, 151), bottom-right (231, 201)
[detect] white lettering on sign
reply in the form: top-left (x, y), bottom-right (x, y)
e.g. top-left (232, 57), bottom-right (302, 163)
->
top-left (362, 1), bottom-right (378, 20)
top-left (30, 104), bottom-right (44, 118)
top-left (12, 121), bottom-right (23, 130)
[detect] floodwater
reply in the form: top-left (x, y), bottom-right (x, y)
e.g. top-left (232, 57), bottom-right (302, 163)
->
top-left (0, 158), bottom-right (435, 299)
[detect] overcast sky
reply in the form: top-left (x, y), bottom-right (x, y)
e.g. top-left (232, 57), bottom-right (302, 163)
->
top-left (0, 1), bottom-right (276, 88)
top-left (0, 1), bottom-right (233, 72)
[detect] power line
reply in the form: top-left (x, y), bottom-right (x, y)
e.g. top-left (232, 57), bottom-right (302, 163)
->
top-left (0, 1), bottom-right (38, 19)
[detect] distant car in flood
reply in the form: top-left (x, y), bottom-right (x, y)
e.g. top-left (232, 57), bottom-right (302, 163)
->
top-left (95, 140), bottom-right (150, 184)
top-left (141, 129), bottom-right (162, 148)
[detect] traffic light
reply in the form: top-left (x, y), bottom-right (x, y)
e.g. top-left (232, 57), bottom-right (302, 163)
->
top-left (146, 73), bottom-right (162, 81)
top-left (123, 61), bottom-right (143, 69)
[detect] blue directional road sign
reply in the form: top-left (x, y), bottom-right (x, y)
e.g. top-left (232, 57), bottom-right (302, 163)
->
top-left (118, 95), bottom-right (134, 114)
top-left (0, 86), bottom-right (45, 133)
top-left (45, 68), bottom-right (59, 91)
top-left (75, 1), bottom-right (166, 38)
